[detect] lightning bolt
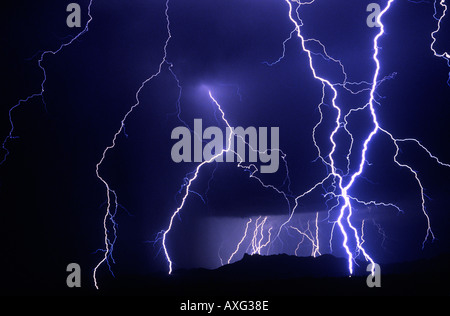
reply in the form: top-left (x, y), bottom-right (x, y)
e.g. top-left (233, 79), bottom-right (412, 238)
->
top-left (1, 1), bottom-right (94, 166)
top-left (161, 90), bottom-right (235, 274)
top-left (227, 218), bottom-right (253, 264)
top-left (272, 0), bottom-right (449, 276)
top-left (249, 216), bottom-right (273, 256)
top-left (275, 0), bottom-right (392, 273)
top-left (92, 0), bottom-right (172, 289)
top-left (290, 212), bottom-right (321, 257)
top-left (431, 0), bottom-right (450, 86)
top-left (224, 216), bottom-right (273, 265)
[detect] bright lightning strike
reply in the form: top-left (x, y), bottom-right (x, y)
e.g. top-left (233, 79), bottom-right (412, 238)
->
top-left (273, 0), bottom-right (450, 275)
top-left (161, 90), bottom-right (235, 274)
top-left (227, 218), bottom-right (253, 265)
top-left (93, 0), bottom-right (172, 289)
top-left (277, 0), bottom-right (391, 274)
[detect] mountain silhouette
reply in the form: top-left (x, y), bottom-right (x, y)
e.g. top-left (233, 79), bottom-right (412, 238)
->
top-left (94, 253), bottom-right (450, 296)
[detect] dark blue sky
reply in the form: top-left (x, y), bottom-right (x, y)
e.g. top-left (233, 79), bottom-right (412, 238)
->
top-left (1, 0), bottom-right (450, 291)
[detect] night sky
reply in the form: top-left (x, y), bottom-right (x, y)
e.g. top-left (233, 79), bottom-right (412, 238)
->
top-left (1, 0), bottom-right (450, 293)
